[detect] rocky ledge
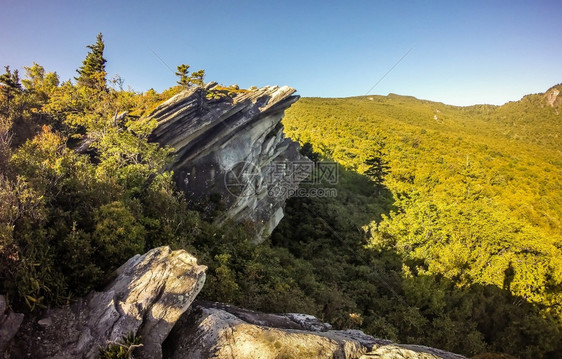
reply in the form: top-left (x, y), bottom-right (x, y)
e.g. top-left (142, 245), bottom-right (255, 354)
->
top-left (4, 247), bottom-right (206, 358)
top-left (149, 84), bottom-right (311, 243)
top-left (2, 246), bottom-right (466, 359)
top-left (165, 300), bottom-right (466, 359)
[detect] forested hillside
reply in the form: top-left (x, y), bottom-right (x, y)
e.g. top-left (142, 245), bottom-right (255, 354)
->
top-left (275, 88), bottom-right (562, 358)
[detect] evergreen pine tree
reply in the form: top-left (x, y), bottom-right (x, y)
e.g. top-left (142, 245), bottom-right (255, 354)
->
top-left (364, 153), bottom-right (389, 188)
top-left (175, 64), bottom-right (190, 87)
top-left (76, 33), bottom-right (107, 90)
top-left (0, 66), bottom-right (22, 106)
top-left (175, 64), bottom-right (205, 88)
top-left (189, 69), bottom-right (205, 87)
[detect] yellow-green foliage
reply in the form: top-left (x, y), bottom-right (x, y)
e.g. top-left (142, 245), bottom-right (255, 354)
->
top-left (206, 84), bottom-right (249, 100)
top-left (284, 94), bottom-right (562, 305)
top-left (99, 332), bottom-right (142, 359)
top-left (0, 61), bottom-right (197, 309)
top-left (277, 90), bottom-right (562, 358)
top-left (213, 84), bottom-right (249, 94)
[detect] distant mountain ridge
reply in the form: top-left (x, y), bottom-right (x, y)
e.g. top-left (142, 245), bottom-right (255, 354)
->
top-left (340, 84), bottom-right (562, 152)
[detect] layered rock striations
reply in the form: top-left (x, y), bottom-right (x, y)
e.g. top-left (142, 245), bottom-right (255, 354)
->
top-left (3, 247), bottom-right (467, 359)
top-left (7, 247), bottom-right (206, 359)
top-left (165, 301), bottom-right (467, 359)
top-left (149, 84), bottom-right (311, 242)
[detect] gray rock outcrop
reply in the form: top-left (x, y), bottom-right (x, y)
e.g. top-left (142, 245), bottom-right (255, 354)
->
top-left (545, 87), bottom-right (560, 107)
top-left (164, 301), bottom-right (467, 359)
top-left (7, 246), bottom-right (206, 359)
top-left (4, 248), bottom-right (468, 359)
top-left (0, 295), bottom-right (23, 354)
top-left (148, 85), bottom-right (311, 243)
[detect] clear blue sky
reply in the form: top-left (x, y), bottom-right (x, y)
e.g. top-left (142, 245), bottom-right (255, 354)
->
top-left (1, 0), bottom-right (561, 106)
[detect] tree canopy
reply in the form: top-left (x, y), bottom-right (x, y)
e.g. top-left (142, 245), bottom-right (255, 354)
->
top-left (278, 91), bottom-right (562, 358)
top-left (175, 63), bottom-right (205, 88)
top-left (75, 33), bottom-right (107, 90)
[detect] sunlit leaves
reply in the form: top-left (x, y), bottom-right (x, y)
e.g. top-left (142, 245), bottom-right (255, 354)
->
top-left (283, 93), bottom-right (562, 356)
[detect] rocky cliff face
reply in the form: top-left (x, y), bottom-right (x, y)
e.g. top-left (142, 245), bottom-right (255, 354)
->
top-left (545, 85), bottom-right (561, 109)
top-left (5, 247), bottom-right (206, 359)
top-left (148, 84), bottom-right (311, 242)
top-left (3, 247), bottom-right (466, 359)
top-left (0, 296), bottom-right (23, 355)
top-left (165, 301), bottom-right (467, 359)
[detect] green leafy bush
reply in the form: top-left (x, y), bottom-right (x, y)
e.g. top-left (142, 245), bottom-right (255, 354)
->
top-left (99, 332), bottom-right (142, 359)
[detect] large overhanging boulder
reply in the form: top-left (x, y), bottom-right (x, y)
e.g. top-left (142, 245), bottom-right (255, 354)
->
top-left (148, 85), bottom-right (311, 243)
